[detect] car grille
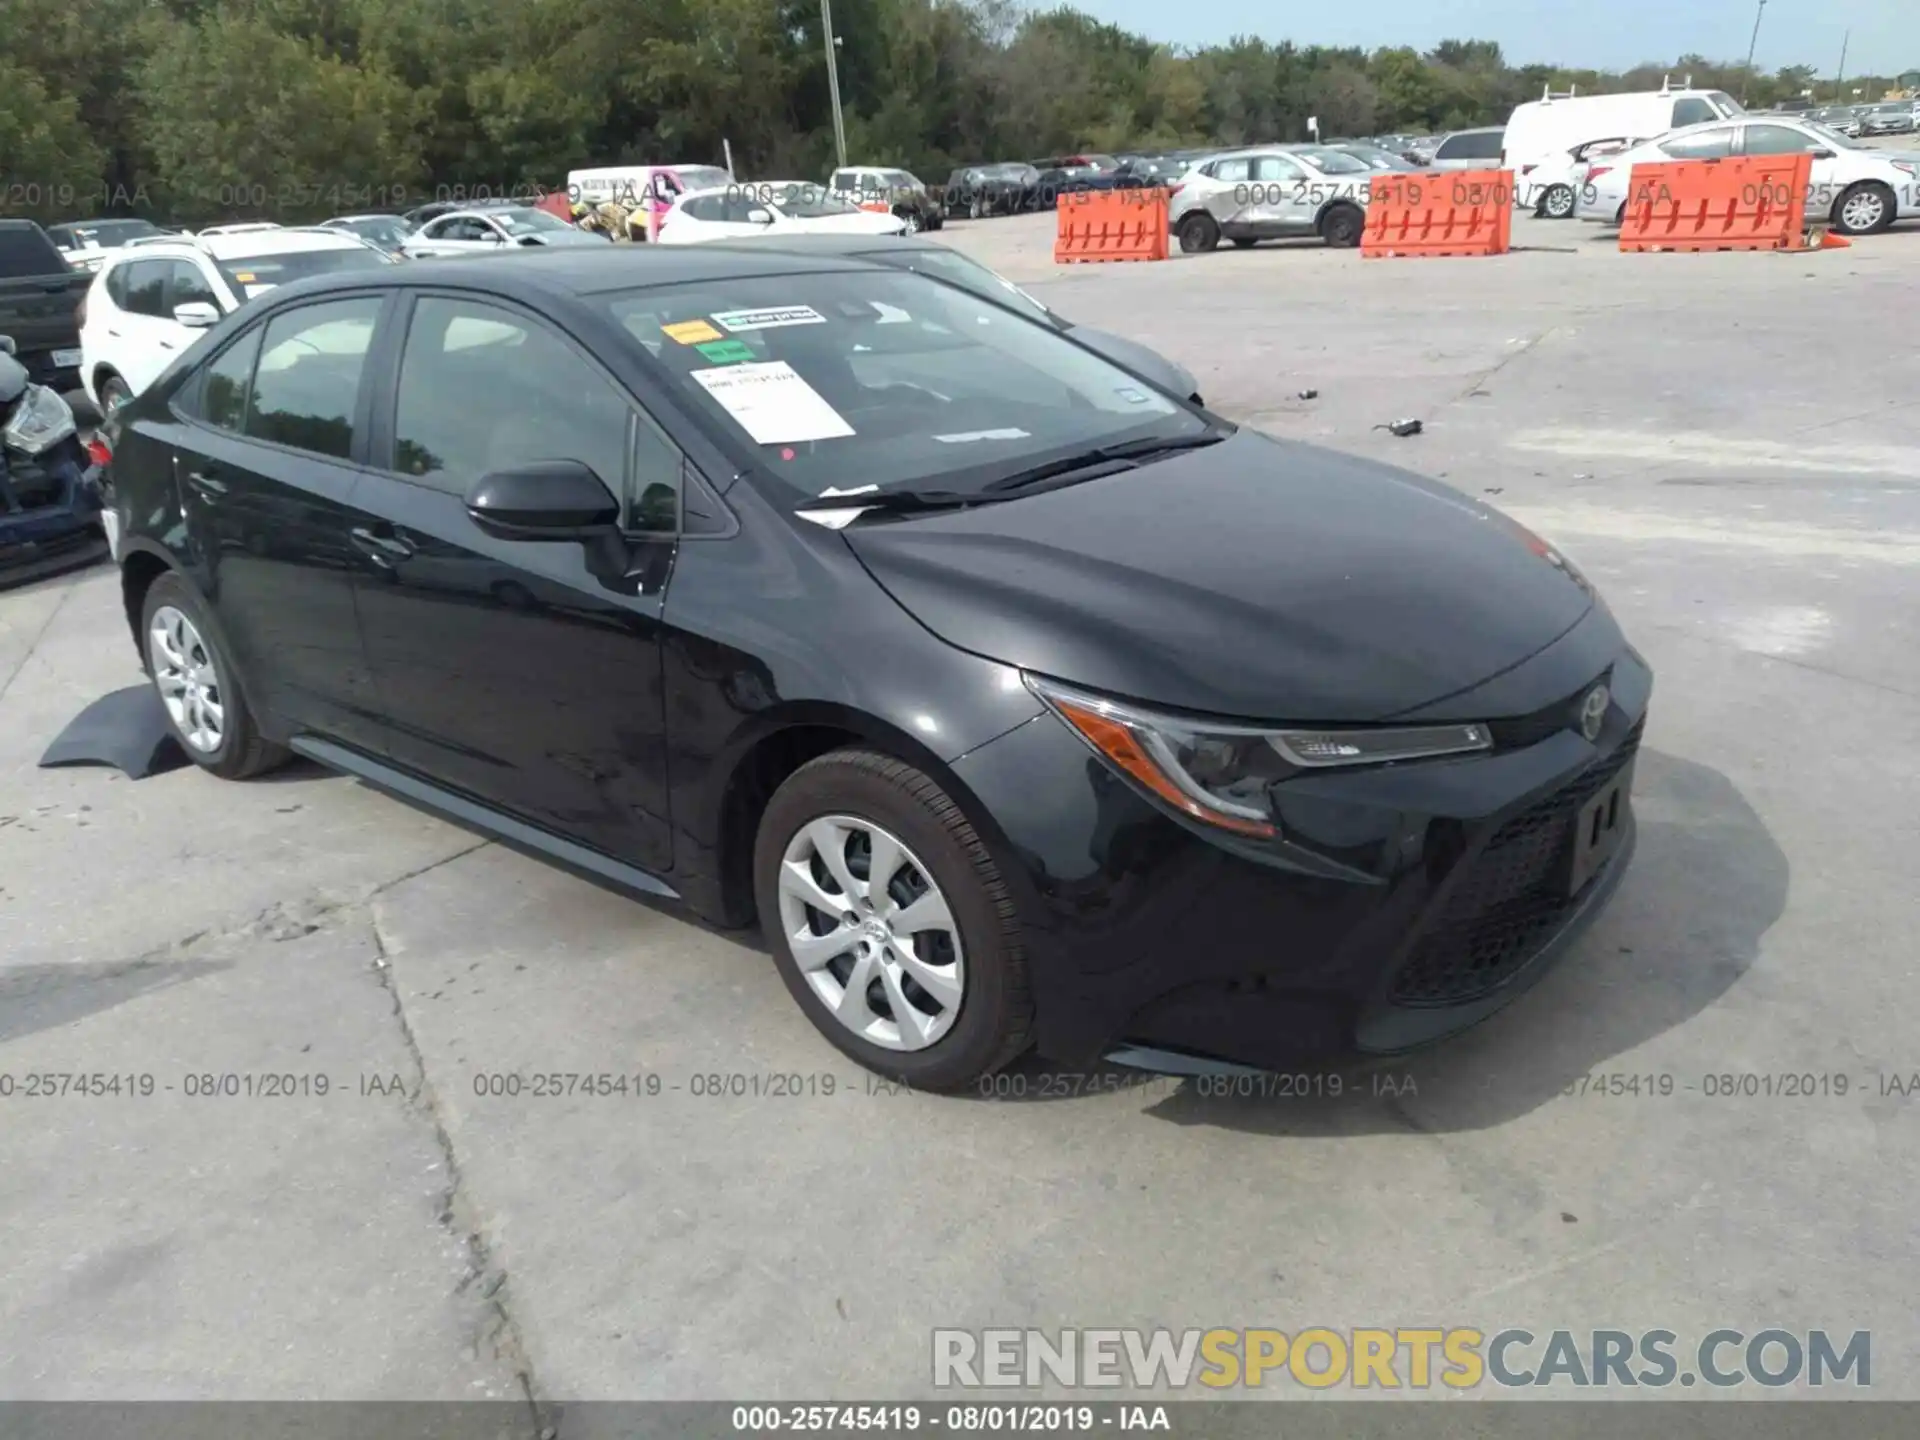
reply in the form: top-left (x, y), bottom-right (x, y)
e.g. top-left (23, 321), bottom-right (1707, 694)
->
top-left (1390, 718), bottom-right (1644, 1006)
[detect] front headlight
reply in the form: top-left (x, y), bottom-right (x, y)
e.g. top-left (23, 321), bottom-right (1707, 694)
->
top-left (2, 384), bottom-right (76, 456)
top-left (1025, 676), bottom-right (1491, 840)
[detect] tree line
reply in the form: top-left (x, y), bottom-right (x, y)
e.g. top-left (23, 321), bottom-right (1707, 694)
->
top-left (0, 0), bottom-right (1903, 227)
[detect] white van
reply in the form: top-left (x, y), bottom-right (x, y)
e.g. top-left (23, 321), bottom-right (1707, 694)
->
top-left (1503, 85), bottom-right (1745, 214)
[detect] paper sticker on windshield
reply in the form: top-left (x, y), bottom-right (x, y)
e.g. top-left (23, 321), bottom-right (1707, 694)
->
top-left (691, 361), bottom-right (854, 444)
top-left (1115, 385), bottom-right (1152, 405)
top-left (711, 305), bottom-right (826, 333)
top-left (663, 319), bottom-right (723, 345)
top-left (695, 338), bottom-right (756, 364)
top-left (933, 428), bottom-right (1031, 444)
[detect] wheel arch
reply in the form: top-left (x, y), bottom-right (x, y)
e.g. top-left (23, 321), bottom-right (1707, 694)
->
top-left (701, 701), bottom-right (1012, 930)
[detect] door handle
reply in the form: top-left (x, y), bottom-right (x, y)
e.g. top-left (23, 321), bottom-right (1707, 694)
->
top-left (350, 525), bottom-right (416, 565)
top-left (184, 468), bottom-right (228, 500)
top-left (158, 341), bottom-right (175, 351)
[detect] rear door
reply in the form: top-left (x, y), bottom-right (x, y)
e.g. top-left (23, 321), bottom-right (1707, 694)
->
top-left (169, 294), bottom-right (390, 750)
top-left (105, 258), bottom-right (184, 394)
top-left (1247, 154), bottom-right (1312, 234)
top-left (352, 291), bottom-right (678, 872)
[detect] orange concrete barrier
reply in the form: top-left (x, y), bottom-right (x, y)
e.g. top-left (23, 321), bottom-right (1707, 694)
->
top-left (1618, 153), bottom-right (1810, 252)
top-left (1362, 170), bottom-right (1513, 258)
top-left (1054, 188), bottom-right (1170, 264)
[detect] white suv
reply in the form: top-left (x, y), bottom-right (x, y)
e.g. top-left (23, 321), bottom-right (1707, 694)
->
top-left (79, 228), bottom-right (392, 411)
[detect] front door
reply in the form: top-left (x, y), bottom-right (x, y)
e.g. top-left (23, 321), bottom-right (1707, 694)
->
top-left (170, 293), bottom-right (390, 751)
top-left (352, 292), bottom-right (677, 873)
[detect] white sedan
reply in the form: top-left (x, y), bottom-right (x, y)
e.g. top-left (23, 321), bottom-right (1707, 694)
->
top-left (1576, 116), bottom-right (1920, 235)
top-left (400, 206), bottom-right (609, 258)
top-left (657, 182), bottom-right (906, 244)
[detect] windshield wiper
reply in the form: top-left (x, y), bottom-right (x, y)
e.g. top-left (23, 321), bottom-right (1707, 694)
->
top-left (982, 430), bottom-right (1227, 495)
top-left (794, 487), bottom-right (1008, 525)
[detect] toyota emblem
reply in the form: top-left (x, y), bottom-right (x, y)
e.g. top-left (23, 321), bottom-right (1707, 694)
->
top-left (1579, 684), bottom-right (1610, 742)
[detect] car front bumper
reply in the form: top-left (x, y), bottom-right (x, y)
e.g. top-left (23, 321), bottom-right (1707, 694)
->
top-left (0, 450), bottom-right (108, 588)
top-left (951, 636), bottom-right (1652, 1071)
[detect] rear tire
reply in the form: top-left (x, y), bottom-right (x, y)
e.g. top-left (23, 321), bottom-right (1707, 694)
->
top-left (1177, 213), bottom-right (1220, 253)
top-left (140, 572), bottom-right (290, 780)
top-left (754, 748), bottom-right (1033, 1090)
top-left (1539, 184), bottom-right (1576, 219)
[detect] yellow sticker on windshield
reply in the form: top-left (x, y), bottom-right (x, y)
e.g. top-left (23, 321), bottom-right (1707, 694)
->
top-left (232, 272), bottom-right (257, 283)
top-left (663, 319), bottom-right (723, 345)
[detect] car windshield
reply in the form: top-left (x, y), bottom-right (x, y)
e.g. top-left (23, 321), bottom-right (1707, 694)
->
top-left (673, 166), bottom-right (733, 193)
top-left (1339, 147), bottom-right (1398, 169)
top-left (1802, 121), bottom-right (1861, 149)
top-left (860, 246), bottom-right (1056, 325)
top-left (767, 185), bottom-right (862, 219)
top-left (67, 219), bottom-right (163, 248)
top-left (605, 269), bottom-right (1203, 500)
top-left (214, 246), bottom-right (391, 297)
top-left (337, 217), bottom-right (408, 248)
top-left (1297, 148), bottom-right (1371, 175)
top-left (496, 208), bottom-right (570, 236)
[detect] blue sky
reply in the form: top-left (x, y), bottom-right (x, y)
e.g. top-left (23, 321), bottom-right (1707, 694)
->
top-left (1074, 0), bottom-right (1911, 76)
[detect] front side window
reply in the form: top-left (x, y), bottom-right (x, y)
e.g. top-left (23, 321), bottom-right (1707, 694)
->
top-left (495, 208), bottom-right (569, 237)
top-left (607, 269), bottom-right (1201, 502)
top-left (245, 296), bottom-right (380, 460)
top-left (1251, 156), bottom-right (1306, 182)
top-left (1438, 131), bottom-right (1503, 160)
top-left (1671, 98), bottom-right (1719, 127)
top-left (166, 260), bottom-right (220, 312)
top-left (770, 187), bottom-right (861, 219)
top-left (392, 297), bottom-right (638, 506)
top-left (681, 196), bottom-right (727, 222)
top-left (1743, 124), bottom-right (1823, 156)
top-left (1298, 149), bottom-right (1371, 174)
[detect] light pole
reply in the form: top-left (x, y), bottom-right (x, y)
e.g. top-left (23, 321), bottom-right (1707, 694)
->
top-left (821, 0), bottom-right (848, 169)
top-left (1741, 0), bottom-right (1767, 104)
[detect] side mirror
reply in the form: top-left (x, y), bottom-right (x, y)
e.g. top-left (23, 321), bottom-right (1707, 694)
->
top-left (174, 302), bottom-right (220, 328)
top-left (747, 207), bottom-right (774, 225)
top-left (1811, 148), bottom-right (1835, 159)
top-left (517, 234), bottom-right (543, 246)
top-left (0, 335), bottom-right (15, 356)
top-left (466, 460), bottom-right (619, 541)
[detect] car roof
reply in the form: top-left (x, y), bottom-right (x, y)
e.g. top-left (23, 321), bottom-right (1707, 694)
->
top-left (242, 245), bottom-right (889, 307)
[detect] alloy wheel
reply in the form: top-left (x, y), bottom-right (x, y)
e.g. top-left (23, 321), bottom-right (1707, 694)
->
top-left (1542, 185), bottom-right (1575, 219)
top-left (776, 814), bottom-right (964, 1052)
top-left (1839, 189), bottom-right (1886, 234)
top-left (148, 605), bottom-right (225, 753)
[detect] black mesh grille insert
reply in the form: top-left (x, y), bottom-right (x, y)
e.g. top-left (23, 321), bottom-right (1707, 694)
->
top-left (1391, 718), bottom-right (1643, 1006)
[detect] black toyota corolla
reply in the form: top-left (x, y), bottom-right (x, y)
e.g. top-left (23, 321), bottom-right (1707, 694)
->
top-left (100, 247), bottom-right (1648, 1088)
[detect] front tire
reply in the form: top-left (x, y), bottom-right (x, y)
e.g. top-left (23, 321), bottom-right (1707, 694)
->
top-left (754, 749), bottom-right (1033, 1090)
top-left (141, 573), bottom-right (289, 780)
top-left (1177, 212), bottom-right (1220, 253)
top-left (1833, 182), bottom-right (1894, 235)
top-left (1320, 203), bottom-right (1364, 248)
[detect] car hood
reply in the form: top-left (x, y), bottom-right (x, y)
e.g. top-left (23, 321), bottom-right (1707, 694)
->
top-left (842, 429), bottom-right (1595, 723)
top-left (1065, 324), bottom-right (1200, 402)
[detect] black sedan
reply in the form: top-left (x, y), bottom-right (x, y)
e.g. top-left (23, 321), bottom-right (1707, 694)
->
top-left (100, 247), bottom-right (1648, 1087)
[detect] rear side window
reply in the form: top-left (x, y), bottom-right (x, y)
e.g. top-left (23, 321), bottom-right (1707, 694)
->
top-left (121, 260), bottom-right (172, 318)
top-left (245, 296), bottom-right (380, 460)
top-left (1207, 157), bottom-right (1253, 182)
top-left (198, 327), bottom-right (263, 432)
top-left (0, 224), bottom-right (67, 277)
top-left (1660, 127), bottom-right (1736, 160)
top-left (1438, 130), bottom-right (1504, 160)
top-left (1671, 97), bottom-right (1719, 127)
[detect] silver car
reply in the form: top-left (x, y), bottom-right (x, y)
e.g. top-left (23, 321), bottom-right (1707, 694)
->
top-left (1168, 146), bottom-right (1373, 252)
top-left (1427, 127), bottom-right (1508, 171)
top-left (399, 205), bottom-right (609, 258)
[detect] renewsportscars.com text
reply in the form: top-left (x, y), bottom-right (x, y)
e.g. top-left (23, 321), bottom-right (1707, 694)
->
top-left (932, 1327), bottom-right (1870, 1390)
